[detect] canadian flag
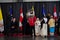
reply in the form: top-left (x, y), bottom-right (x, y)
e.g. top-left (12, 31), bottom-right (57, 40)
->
top-left (53, 5), bottom-right (57, 20)
top-left (19, 7), bottom-right (23, 31)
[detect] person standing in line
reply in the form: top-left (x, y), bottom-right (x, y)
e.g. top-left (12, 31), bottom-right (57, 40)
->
top-left (48, 16), bottom-right (55, 36)
top-left (55, 18), bottom-right (58, 36)
top-left (0, 20), bottom-right (4, 34)
top-left (27, 10), bottom-right (36, 37)
top-left (35, 18), bottom-right (41, 36)
top-left (27, 16), bottom-right (36, 37)
top-left (57, 17), bottom-right (60, 35)
top-left (41, 16), bottom-right (48, 37)
top-left (10, 17), bottom-right (18, 36)
top-left (46, 13), bottom-right (51, 36)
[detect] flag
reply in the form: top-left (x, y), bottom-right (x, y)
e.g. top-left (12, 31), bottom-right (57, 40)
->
top-left (19, 7), bottom-right (23, 31)
top-left (0, 8), bottom-right (3, 20)
top-left (32, 6), bottom-right (34, 11)
top-left (42, 5), bottom-right (46, 16)
top-left (53, 5), bottom-right (57, 20)
top-left (0, 7), bottom-right (4, 32)
top-left (9, 6), bottom-right (13, 16)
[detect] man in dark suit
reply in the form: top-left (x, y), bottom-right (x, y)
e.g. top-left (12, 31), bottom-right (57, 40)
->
top-left (10, 17), bottom-right (18, 36)
top-left (46, 13), bottom-right (51, 36)
top-left (57, 17), bottom-right (60, 35)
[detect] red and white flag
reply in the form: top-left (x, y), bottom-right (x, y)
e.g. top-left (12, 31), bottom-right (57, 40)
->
top-left (53, 5), bottom-right (57, 20)
top-left (19, 7), bottom-right (23, 31)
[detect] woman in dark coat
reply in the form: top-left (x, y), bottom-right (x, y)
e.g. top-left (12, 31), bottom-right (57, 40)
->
top-left (57, 17), bottom-right (60, 35)
top-left (10, 17), bottom-right (18, 36)
top-left (55, 18), bottom-right (58, 36)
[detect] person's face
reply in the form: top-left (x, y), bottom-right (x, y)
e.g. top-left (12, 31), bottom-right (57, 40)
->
top-left (48, 13), bottom-right (51, 16)
top-left (13, 18), bottom-right (16, 22)
top-left (51, 16), bottom-right (53, 18)
top-left (56, 19), bottom-right (58, 21)
top-left (30, 11), bottom-right (33, 13)
top-left (37, 18), bottom-right (39, 21)
top-left (44, 16), bottom-right (46, 18)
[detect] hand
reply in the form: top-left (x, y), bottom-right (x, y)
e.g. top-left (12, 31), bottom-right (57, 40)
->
top-left (36, 23), bottom-right (37, 25)
top-left (56, 23), bottom-right (58, 25)
top-left (0, 24), bottom-right (3, 27)
top-left (12, 26), bottom-right (15, 28)
top-left (27, 21), bottom-right (29, 22)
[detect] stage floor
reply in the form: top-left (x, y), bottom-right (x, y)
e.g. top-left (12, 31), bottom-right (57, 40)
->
top-left (0, 36), bottom-right (60, 40)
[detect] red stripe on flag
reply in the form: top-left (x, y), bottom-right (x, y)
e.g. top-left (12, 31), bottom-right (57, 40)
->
top-left (20, 16), bottom-right (23, 23)
top-left (19, 7), bottom-right (23, 31)
top-left (53, 5), bottom-right (57, 20)
top-left (54, 6), bottom-right (56, 12)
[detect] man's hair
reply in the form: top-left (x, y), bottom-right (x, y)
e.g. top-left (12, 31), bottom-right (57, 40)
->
top-left (30, 9), bottom-right (33, 11)
top-left (30, 12), bottom-right (33, 14)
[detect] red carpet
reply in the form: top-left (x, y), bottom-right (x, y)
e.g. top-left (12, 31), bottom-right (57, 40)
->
top-left (0, 33), bottom-right (4, 37)
top-left (8, 33), bottom-right (59, 37)
top-left (12, 33), bottom-right (23, 37)
top-left (0, 33), bottom-right (58, 37)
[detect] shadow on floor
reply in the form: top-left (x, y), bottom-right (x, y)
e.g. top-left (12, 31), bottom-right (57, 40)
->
top-left (0, 36), bottom-right (59, 40)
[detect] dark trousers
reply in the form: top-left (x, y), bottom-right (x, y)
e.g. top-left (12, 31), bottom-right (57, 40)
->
top-left (58, 25), bottom-right (60, 35)
top-left (48, 25), bottom-right (49, 35)
top-left (11, 28), bottom-right (16, 34)
top-left (4, 27), bottom-right (10, 36)
top-left (58, 27), bottom-right (60, 35)
top-left (55, 25), bottom-right (58, 35)
top-left (10, 27), bottom-right (18, 34)
top-left (30, 26), bottom-right (35, 36)
top-left (23, 23), bottom-right (30, 35)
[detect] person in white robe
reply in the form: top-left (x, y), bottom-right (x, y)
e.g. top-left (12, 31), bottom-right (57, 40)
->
top-left (0, 20), bottom-right (4, 33)
top-left (41, 16), bottom-right (48, 37)
top-left (0, 8), bottom-right (4, 33)
top-left (35, 18), bottom-right (41, 36)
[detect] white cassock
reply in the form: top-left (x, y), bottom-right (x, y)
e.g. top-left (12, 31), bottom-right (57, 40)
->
top-left (26, 12), bottom-right (31, 17)
top-left (0, 20), bottom-right (4, 32)
top-left (35, 20), bottom-right (41, 36)
top-left (40, 18), bottom-right (48, 36)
